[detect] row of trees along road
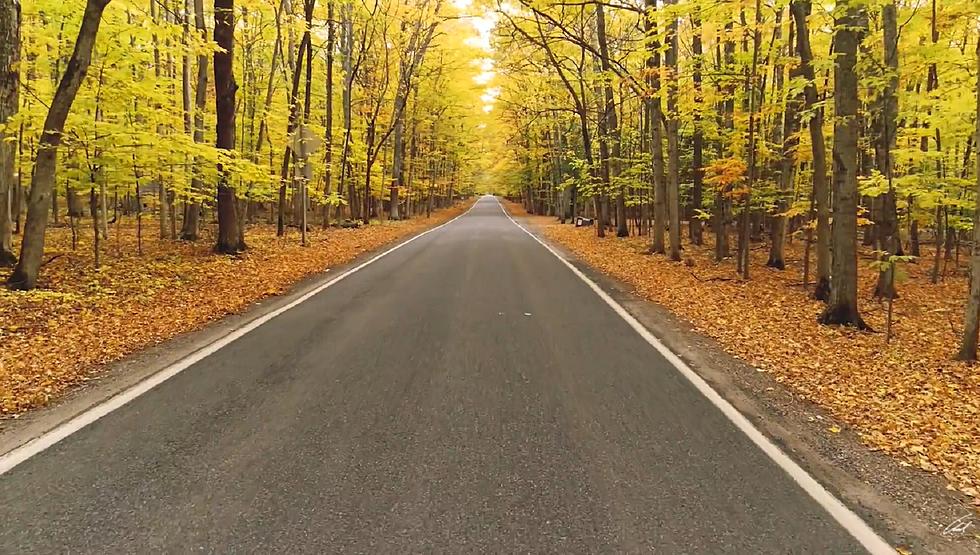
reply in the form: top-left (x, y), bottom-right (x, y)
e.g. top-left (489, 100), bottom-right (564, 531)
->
top-left (494, 0), bottom-right (980, 357)
top-left (0, 0), bottom-right (486, 289)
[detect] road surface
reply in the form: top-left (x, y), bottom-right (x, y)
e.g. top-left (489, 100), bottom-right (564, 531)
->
top-left (0, 197), bottom-right (879, 552)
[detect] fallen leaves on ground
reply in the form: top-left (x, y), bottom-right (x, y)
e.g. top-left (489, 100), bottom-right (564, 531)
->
top-left (0, 202), bottom-right (471, 416)
top-left (512, 203), bottom-right (979, 506)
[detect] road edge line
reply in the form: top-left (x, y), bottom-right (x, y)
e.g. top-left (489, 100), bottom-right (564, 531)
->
top-left (494, 198), bottom-right (894, 555)
top-left (0, 201), bottom-right (479, 476)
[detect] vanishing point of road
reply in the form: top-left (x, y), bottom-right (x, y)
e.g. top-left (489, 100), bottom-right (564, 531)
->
top-left (0, 197), bottom-right (888, 553)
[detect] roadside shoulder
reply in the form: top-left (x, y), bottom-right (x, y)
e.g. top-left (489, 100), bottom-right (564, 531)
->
top-left (511, 209), bottom-right (979, 555)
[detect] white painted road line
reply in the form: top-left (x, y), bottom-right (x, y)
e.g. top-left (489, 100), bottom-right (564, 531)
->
top-left (494, 198), bottom-right (894, 555)
top-left (0, 202), bottom-right (479, 476)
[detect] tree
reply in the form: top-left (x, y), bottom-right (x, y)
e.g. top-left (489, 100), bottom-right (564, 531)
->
top-left (595, 1), bottom-right (619, 237)
top-left (7, 0), bottom-right (112, 290)
top-left (957, 37), bottom-right (980, 360)
top-left (688, 4), bottom-right (703, 246)
top-left (791, 0), bottom-right (830, 300)
top-left (767, 8), bottom-right (799, 270)
top-left (213, 0), bottom-right (245, 254)
top-left (0, 0), bottom-right (19, 265)
top-left (819, 0), bottom-right (867, 329)
top-left (322, 0), bottom-right (336, 228)
top-left (664, 0), bottom-right (680, 261)
top-left (872, 0), bottom-right (900, 299)
top-left (180, 0), bottom-right (208, 241)
top-left (647, 0), bottom-right (665, 253)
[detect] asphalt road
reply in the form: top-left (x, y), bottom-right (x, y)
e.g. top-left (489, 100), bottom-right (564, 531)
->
top-left (0, 197), bottom-right (876, 553)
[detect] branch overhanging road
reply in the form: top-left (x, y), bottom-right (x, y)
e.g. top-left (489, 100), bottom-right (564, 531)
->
top-left (0, 196), bottom-right (888, 553)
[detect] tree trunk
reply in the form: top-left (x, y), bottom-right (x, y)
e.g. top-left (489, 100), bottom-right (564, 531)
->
top-left (339, 1), bottom-right (356, 221)
top-left (595, 3), bottom-right (621, 238)
top-left (956, 37), bottom-right (980, 360)
top-left (714, 18), bottom-right (735, 262)
top-left (213, 0), bottom-right (245, 254)
top-left (768, 9), bottom-right (797, 270)
top-left (665, 0), bottom-right (680, 260)
top-left (181, 0), bottom-right (208, 241)
top-left (872, 2), bottom-right (900, 298)
top-left (8, 0), bottom-right (111, 289)
top-left (390, 82), bottom-right (408, 221)
top-left (322, 0), bottom-right (335, 228)
top-left (791, 0), bottom-right (830, 300)
top-left (0, 0), bottom-right (19, 265)
top-left (689, 5), bottom-right (703, 246)
top-left (646, 0), bottom-right (665, 252)
top-left (277, 34), bottom-right (310, 236)
top-left (819, 0), bottom-right (867, 329)
top-left (150, 0), bottom-right (171, 240)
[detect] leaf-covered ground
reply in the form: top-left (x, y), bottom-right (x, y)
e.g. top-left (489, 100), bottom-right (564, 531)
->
top-left (515, 206), bottom-right (979, 507)
top-left (0, 203), bottom-right (470, 416)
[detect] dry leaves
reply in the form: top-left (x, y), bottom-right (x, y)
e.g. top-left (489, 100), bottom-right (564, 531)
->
top-left (515, 204), bottom-right (979, 506)
top-left (0, 203), bottom-right (470, 416)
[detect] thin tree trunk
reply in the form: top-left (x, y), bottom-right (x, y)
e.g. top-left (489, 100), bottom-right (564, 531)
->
top-left (151, 0), bottom-right (171, 240)
top-left (322, 0), bottom-right (335, 228)
top-left (791, 0), bottom-right (830, 300)
top-left (595, 3), bottom-right (619, 238)
top-left (646, 0), bottom-right (665, 252)
top-left (768, 9), bottom-right (797, 270)
top-left (0, 0), bottom-right (19, 265)
top-left (8, 0), bottom-right (111, 289)
top-left (277, 34), bottom-right (310, 236)
top-left (665, 0), bottom-right (680, 260)
top-left (956, 37), bottom-right (980, 360)
top-left (873, 0), bottom-right (900, 298)
top-left (689, 5), bottom-right (703, 246)
top-left (181, 0), bottom-right (208, 240)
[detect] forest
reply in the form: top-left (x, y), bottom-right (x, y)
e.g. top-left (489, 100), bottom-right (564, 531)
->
top-left (493, 0), bottom-right (980, 350)
top-left (0, 0), bottom-right (492, 289)
top-left (0, 0), bottom-right (979, 519)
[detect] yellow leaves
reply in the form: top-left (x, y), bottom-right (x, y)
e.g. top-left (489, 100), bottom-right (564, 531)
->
top-left (704, 158), bottom-right (747, 194)
top-left (829, 425), bottom-right (842, 434)
top-left (0, 202), bottom-right (471, 417)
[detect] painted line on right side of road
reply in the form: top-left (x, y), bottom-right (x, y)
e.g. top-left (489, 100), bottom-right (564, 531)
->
top-left (494, 198), bottom-right (894, 555)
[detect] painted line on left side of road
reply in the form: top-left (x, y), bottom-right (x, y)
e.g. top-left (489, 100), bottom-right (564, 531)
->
top-left (0, 200), bottom-right (481, 476)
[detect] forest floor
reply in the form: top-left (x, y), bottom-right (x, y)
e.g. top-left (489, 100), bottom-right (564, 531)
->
top-left (508, 202), bottom-right (979, 510)
top-left (0, 202), bottom-right (471, 416)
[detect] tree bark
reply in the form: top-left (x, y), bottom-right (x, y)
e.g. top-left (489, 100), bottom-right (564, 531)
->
top-left (646, 0), bottom-right (665, 252)
top-left (213, 0), bottom-right (245, 253)
top-left (665, 0), bottom-right (680, 260)
top-left (150, 0), bottom-right (171, 240)
top-left (8, 0), bottom-right (111, 289)
top-left (181, 0), bottom-right (208, 240)
top-left (0, 0), bottom-right (20, 265)
top-left (768, 11), bottom-right (798, 270)
top-left (595, 3), bottom-right (621, 238)
top-left (819, 0), bottom-right (867, 328)
top-left (956, 37), bottom-right (980, 360)
top-left (791, 0), bottom-right (830, 300)
top-left (322, 0), bottom-right (335, 228)
top-left (688, 5), bottom-right (703, 246)
top-left (714, 18), bottom-right (735, 262)
top-left (872, 1), bottom-right (900, 298)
